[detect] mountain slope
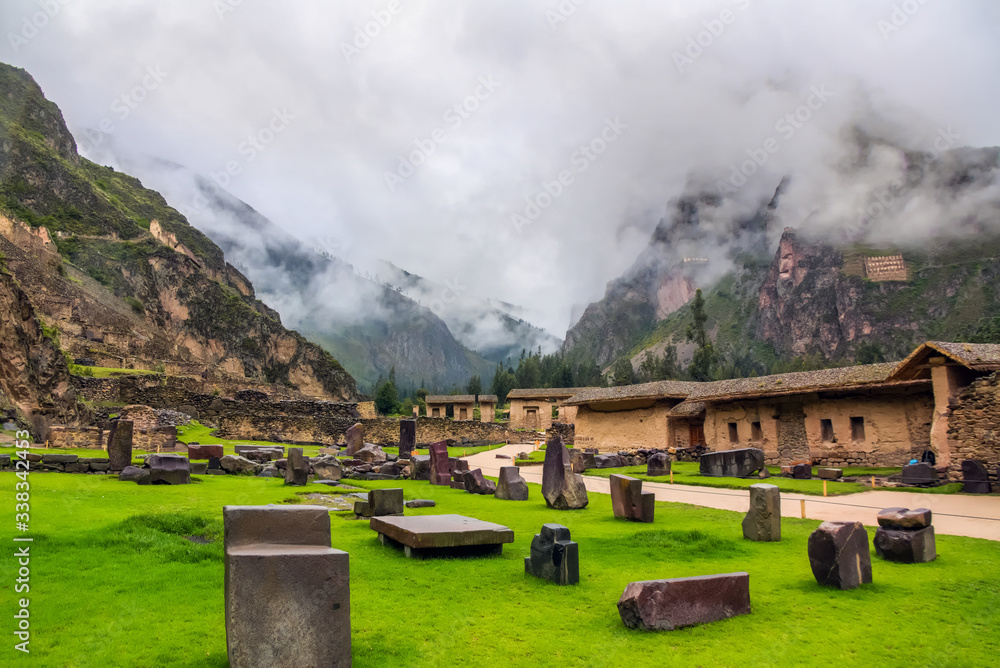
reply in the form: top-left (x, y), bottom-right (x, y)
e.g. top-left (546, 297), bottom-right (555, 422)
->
top-left (0, 63), bottom-right (357, 400)
top-left (118, 161), bottom-right (496, 391)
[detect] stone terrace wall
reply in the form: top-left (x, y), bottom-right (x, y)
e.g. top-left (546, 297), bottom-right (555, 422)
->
top-left (546, 422), bottom-right (575, 445)
top-left (947, 372), bottom-right (1000, 482)
top-left (48, 425), bottom-right (103, 449)
top-left (360, 417), bottom-right (519, 446)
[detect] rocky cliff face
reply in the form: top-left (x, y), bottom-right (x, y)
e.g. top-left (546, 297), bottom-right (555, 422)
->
top-left (0, 63), bottom-right (357, 401)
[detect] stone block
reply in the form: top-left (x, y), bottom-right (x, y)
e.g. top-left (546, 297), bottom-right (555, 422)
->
top-left (792, 463), bottom-right (812, 479)
top-left (370, 514), bottom-right (513, 559)
top-left (90, 462), bottom-right (110, 472)
top-left (42, 454), bottom-right (78, 464)
top-left (221, 455), bottom-right (259, 475)
top-left (399, 419), bottom-right (416, 459)
top-left (524, 524), bottom-right (578, 585)
top-left (542, 436), bottom-right (588, 510)
top-left (450, 457), bottom-right (470, 473)
top-left (190, 461), bottom-right (208, 475)
top-left (119, 465), bottom-right (150, 485)
top-left (378, 462), bottom-right (400, 477)
top-left (354, 500), bottom-right (372, 518)
top-left (609, 474), bottom-right (654, 522)
top-left (405, 499), bottom-right (435, 509)
top-left (617, 573), bottom-right (751, 631)
top-left (961, 460), bottom-right (991, 494)
top-left (495, 466), bottom-right (529, 501)
top-left (107, 419), bottom-right (134, 471)
top-left (566, 448), bottom-right (586, 473)
top-left (817, 467), bottom-right (842, 480)
top-left (647, 452), bottom-right (671, 477)
top-left (257, 465), bottom-right (282, 478)
top-left (284, 448), bottom-right (309, 486)
top-left (343, 423), bottom-right (364, 456)
top-left (808, 521), bottom-right (872, 590)
top-left (742, 484), bottom-right (780, 542)
top-left (901, 463), bottom-right (938, 487)
top-left (699, 448), bottom-right (765, 478)
top-left (428, 441), bottom-right (450, 486)
top-left (874, 525), bottom-right (936, 563)
top-left (148, 454), bottom-right (191, 485)
top-left (463, 469), bottom-right (497, 495)
top-left (224, 506), bottom-right (350, 667)
top-left (582, 452), bottom-right (597, 470)
top-left (877, 507), bottom-right (932, 529)
top-left (311, 456), bottom-right (343, 482)
top-left (188, 444), bottom-right (224, 460)
top-left (368, 488), bottom-right (404, 517)
top-left (411, 455), bottom-right (431, 481)
top-left (356, 445), bottom-right (387, 464)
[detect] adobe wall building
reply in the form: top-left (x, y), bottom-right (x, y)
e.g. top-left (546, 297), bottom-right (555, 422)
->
top-left (478, 395), bottom-right (498, 423)
top-left (424, 395), bottom-right (495, 421)
top-left (562, 342), bottom-right (1000, 478)
top-left (506, 388), bottom-right (597, 430)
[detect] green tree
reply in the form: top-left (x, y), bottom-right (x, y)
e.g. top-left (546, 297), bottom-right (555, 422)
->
top-left (466, 374), bottom-right (482, 396)
top-left (610, 357), bottom-right (636, 386)
top-left (374, 379), bottom-right (398, 415)
top-left (686, 288), bottom-right (715, 380)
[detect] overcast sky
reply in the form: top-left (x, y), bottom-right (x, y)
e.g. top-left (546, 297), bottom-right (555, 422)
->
top-left (2, 0), bottom-right (998, 337)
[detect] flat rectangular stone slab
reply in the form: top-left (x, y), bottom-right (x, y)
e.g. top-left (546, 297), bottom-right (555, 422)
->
top-left (618, 572), bottom-right (751, 630)
top-left (370, 514), bottom-right (513, 558)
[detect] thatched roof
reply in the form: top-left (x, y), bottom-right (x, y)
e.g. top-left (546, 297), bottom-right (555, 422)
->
top-left (478, 395), bottom-right (499, 404)
top-left (687, 363), bottom-right (898, 402)
top-left (889, 341), bottom-right (1000, 380)
top-left (425, 395), bottom-right (476, 404)
top-left (667, 401), bottom-right (706, 417)
top-left (506, 388), bottom-right (596, 400)
top-left (562, 380), bottom-right (704, 406)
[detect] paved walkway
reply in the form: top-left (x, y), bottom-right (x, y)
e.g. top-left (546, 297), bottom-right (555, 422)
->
top-left (465, 444), bottom-right (1000, 542)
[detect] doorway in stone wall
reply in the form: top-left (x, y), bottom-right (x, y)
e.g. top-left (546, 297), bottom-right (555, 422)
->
top-left (526, 408), bottom-right (538, 428)
top-left (459, 408), bottom-right (468, 420)
top-left (690, 424), bottom-right (705, 447)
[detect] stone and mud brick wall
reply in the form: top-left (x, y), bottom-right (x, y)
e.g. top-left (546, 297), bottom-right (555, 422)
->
top-left (947, 372), bottom-right (1000, 482)
top-left (546, 422), bottom-right (575, 445)
top-left (572, 402), bottom-right (672, 453)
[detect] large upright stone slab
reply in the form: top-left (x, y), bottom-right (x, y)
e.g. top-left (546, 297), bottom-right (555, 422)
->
top-left (224, 505), bottom-right (350, 667)
top-left (495, 466), bottom-right (529, 500)
top-left (742, 484), bottom-right (780, 542)
top-left (874, 507), bottom-right (936, 563)
top-left (411, 455), bottom-right (431, 481)
top-left (617, 573), bottom-right (751, 631)
top-left (566, 448), bottom-right (586, 473)
top-left (524, 524), bottom-right (578, 585)
top-left (647, 452), bottom-right (671, 477)
top-left (148, 454), bottom-right (191, 485)
top-left (808, 521), bottom-right (872, 590)
top-left (463, 469), bottom-right (497, 495)
top-left (106, 419), bottom-right (134, 471)
top-left (399, 419), bottom-right (416, 460)
top-left (284, 448), bottom-right (309, 486)
top-left (699, 448), bottom-right (765, 478)
top-left (344, 422), bottom-right (364, 456)
top-left (428, 441), bottom-right (451, 486)
top-left (961, 460), bottom-right (991, 494)
top-left (542, 435), bottom-right (588, 510)
top-left (609, 474), bottom-right (654, 523)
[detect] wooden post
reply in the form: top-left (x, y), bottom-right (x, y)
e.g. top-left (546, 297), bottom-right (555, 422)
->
top-left (823, 480), bottom-right (827, 497)
top-left (871, 476), bottom-right (875, 490)
top-left (800, 499), bottom-right (806, 519)
top-left (45, 439), bottom-right (49, 449)
top-left (670, 470), bottom-right (674, 484)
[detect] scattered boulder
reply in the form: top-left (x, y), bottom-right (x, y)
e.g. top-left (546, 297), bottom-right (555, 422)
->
top-left (647, 452), bottom-right (671, 477)
top-left (542, 436), bottom-right (589, 510)
top-left (284, 448), bottom-right (309, 486)
top-left (566, 448), bottom-right (587, 473)
top-left (190, 461), bottom-right (208, 475)
top-left (961, 460), bottom-right (991, 494)
top-left (220, 455), bottom-right (259, 475)
top-left (609, 474), bottom-right (654, 523)
top-left (808, 521), bottom-right (872, 590)
top-left (449, 471), bottom-right (466, 490)
top-left (742, 484), bottom-right (780, 542)
top-left (355, 444), bottom-right (387, 464)
top-left (353, 500), bottom-right (372, 518)
top-left (147, 454), bottom-right (191, 485)
top-left (187, 444), bottom-right (224, 460)
top-left (344, 422), bottom-right (364, 456)
top-left (311, 456), bottom-right (343, 482)
top-left (874, 507), bottom-right (936, 563)
top-left (428, 441), bottom-right (450, 485)
top-left (817, 467), bottom-right (842, 480)
top-left (378, 462), bottom-right (401, 477)
top-left (411, 455), bottom-right (431, 481)
top-left (699, 448), bottom-right (765, 478)
top-left (524, 524), bottom-right (579, 585)
top-left (901, 462), bottom-right (938, 487)
top-left (118, 465), bottom-right (150, 485)
top-left (405, 499), bottom-right (436, 509)
top-left (463, 469), bottom-right (497, 495)
top-left (257, 465), bottom-right (282, 478)
top-left (617, 573), bottom-right (751, 630)
top-left (792, 463), bottom-right (812, 479)
top-left (495, 466), bottom-right (529, 501)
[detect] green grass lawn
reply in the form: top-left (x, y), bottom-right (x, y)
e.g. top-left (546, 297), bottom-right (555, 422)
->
top-left (2, 473), bottom-right (997, 666)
